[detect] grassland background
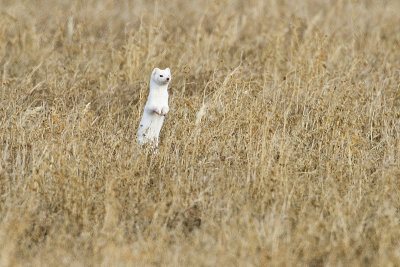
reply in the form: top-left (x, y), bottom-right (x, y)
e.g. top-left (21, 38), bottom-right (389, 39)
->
top-left (0, 0), bottom-right (399, 266)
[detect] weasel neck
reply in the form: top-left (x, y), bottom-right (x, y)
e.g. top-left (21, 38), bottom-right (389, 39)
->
top-left (150, 80), bottom-right (169, 93)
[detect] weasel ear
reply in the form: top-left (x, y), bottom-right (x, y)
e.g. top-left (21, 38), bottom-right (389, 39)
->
top-left (166, 68), bottom-right (170, 74)
top-left (152, 68), bottom-right (159, 76)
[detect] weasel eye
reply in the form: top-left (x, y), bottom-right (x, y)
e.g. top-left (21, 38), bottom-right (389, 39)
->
top-left (159, 75), bottom-right (163, 77)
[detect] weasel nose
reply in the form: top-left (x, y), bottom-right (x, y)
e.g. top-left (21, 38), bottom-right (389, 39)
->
top-left (166, 77), bottom-right (170, 81)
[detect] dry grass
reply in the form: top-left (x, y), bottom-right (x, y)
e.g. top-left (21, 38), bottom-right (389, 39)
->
top-left (1, 0), bottom-right (400, 266)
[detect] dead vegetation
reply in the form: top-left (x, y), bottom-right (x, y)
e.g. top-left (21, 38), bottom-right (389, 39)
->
top-left (0, 0), bottom-right (399, 265)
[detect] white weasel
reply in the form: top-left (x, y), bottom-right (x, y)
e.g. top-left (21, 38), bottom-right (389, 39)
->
top-left (137, 67), bottom-right (171, 146)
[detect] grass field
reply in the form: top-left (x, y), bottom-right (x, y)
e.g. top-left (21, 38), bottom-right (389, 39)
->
top-left (1, 0), bottom-right (400, 265)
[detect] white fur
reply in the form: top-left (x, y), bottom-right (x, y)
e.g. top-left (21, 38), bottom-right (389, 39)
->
top-left (137, 68), bottom-right (171, 146)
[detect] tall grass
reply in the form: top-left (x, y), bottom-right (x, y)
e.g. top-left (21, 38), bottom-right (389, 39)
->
top-left (1, 0), bottom-right (399, 265)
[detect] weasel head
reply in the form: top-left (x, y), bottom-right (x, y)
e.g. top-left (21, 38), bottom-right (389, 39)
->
top-left (151, 68), bottom-right (171, 86)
